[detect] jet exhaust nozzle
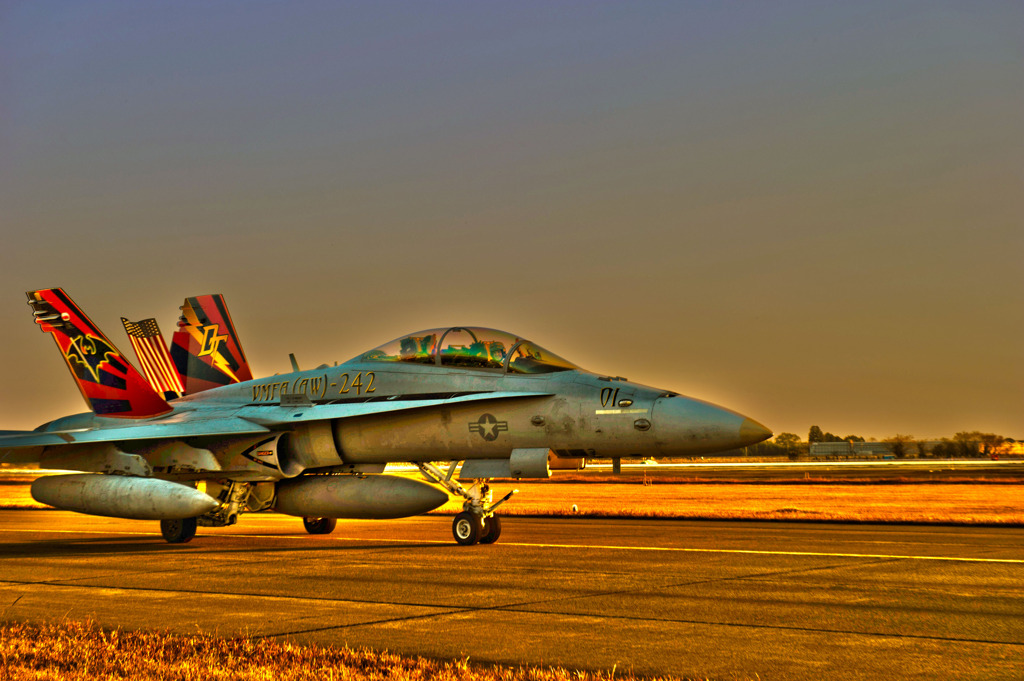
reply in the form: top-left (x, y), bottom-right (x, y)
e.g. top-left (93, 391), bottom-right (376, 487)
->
top-left (30, 473), bottom-right (220, 520)
top-left (275, 474), bottom-right (448, 519)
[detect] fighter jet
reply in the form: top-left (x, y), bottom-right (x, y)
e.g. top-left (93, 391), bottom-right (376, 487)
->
top-left (0, 288), bottom-right (772, 545)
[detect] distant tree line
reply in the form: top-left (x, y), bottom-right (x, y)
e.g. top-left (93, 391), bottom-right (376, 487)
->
top-left (927, 432), bottom-right (1011, 459)
top-left (807, 426), bottom-right (865, 444)
top-left (746, 433), bottom-right (804, 460)
top-left (740, 426), bottom-right (1015, 461)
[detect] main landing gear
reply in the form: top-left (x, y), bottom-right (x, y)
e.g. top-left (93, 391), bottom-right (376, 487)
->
top-left (416, 462), bottom-right (515, 546)
top-left (303, 517), bottom-right (337, 534)
top-left (160, 517), bottom-right (197, 543)
top-left (158, 481), bottom-right (275, 544)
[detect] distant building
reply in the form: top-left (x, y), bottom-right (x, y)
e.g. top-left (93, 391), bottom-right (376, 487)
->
top-left (810, 442), bottom-right (892, 458)
top-left (811, 439), bottom-right (1024, 458)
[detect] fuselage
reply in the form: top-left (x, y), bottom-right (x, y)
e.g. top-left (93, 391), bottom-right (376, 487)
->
top-left (34, 322), bottom-right (771, 484)
top-left (38, 361), bottom-right (769, 476)
top-left (10, 296), bottom-right (773, 543)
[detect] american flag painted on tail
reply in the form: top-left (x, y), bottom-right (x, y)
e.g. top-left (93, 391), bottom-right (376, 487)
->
top-left (121, 317), bottom-right (184, 400)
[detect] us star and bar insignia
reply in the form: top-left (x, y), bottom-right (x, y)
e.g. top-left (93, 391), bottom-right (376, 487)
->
top-left (469, 413), bottom-right (508, 442)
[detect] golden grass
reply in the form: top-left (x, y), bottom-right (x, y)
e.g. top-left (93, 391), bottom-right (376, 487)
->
top-left (0, 483), bottom-right (46, 510)
top-left (3, 478), bottom-right (1022, 525)
top-left (434, 481), bottom-right (1024, 525)
top-left (0, 619), bottom-right (692, 681)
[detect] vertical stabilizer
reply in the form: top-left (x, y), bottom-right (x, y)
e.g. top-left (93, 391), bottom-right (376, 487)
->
top-left (170, 294), bottom-right (253, 395)
top-left (122, 317), bottom-right (184, 400)
top-left (27, 288), bottom-right (172, 418)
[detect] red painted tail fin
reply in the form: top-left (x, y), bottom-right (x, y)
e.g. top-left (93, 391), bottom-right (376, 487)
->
top-left (170, 294), bottom-right (253, 395)
top-left (27, 288), bottom-right (172, 418)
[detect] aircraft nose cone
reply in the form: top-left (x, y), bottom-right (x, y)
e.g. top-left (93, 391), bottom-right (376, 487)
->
top-left (739, 418), bottom-right (773, 447)
top-left (652, 396), bottom-right (772, 455)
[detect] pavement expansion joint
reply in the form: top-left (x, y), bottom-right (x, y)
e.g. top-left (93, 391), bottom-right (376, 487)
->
top-left (254, 608), bottom-right (479, 640)
top-left (0, 578), bottom-right (463, 613)
top-left (255, 596), bottom-right (1024, 650)
top-left (482, 606), bottom-right (1024, 648)
top-left (730, 557), bottom-right (907, 583)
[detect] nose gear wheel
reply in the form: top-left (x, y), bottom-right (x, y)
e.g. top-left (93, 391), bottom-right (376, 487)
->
top-left (479, 514), bottom-right (501, 544)
top-left (452, 511), bottom-right (482, 545)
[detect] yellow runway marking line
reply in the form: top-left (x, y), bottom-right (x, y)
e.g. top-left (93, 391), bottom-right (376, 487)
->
top-left (4, 528), bottom-right (1023, 564)
top-left (497, 541), bottom-right (1024, 564)
top-left (3, 528), bottom-right (164, 537)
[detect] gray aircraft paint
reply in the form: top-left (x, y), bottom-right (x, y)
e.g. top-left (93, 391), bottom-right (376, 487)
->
top-left (1, 319), bottom-right (771, 543)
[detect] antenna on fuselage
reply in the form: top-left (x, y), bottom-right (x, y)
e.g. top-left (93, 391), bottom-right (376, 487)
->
top-left (289, 353), bottom-right (300, 372)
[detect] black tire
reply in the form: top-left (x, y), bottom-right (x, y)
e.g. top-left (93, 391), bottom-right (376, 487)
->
top-left (160, 517), bottom-right (197, 544)
top-left (452, 511), bottom-right (482, 545)
top-left (303, 517), bottom-right (337, 535)
top-left (479, 515), bottom-right (502, 545)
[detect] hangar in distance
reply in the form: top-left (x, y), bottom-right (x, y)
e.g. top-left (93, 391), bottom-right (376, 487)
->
top-left (0, 288), bottom-right (772, 545)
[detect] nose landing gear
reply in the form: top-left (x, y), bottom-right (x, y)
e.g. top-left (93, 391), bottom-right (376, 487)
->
top-left (416, 461), bottom-right (515, 546)
top-left (452, 511), bottom-right (481, 545)
top-left (478, 514), bottom-right (501, 544)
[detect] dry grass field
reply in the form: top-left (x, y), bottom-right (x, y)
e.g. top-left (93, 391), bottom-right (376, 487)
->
top-left (0, 619), bottom-right (689, 681)
top-left (434, 479), bottom-right (1024, 524)
top-left (3, 476), bottom-right (1023, 525)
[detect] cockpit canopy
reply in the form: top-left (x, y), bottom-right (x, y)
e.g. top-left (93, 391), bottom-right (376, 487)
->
top-left (359, 327), bottom-right (578, 374)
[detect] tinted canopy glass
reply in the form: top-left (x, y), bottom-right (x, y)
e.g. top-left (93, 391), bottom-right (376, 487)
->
top-left (506, 341), bottom-right (578, 374)
top-left (360, 331), bottom-right (438, 365)
top-left (359, 327), bottom-right (578, 373)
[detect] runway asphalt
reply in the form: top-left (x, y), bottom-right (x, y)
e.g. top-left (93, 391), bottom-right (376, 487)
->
top-left (1, 510), bottom-right (1022, 679)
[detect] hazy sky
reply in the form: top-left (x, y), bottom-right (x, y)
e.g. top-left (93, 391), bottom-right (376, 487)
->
top-left (1, 2), bottom-right (1021, 440)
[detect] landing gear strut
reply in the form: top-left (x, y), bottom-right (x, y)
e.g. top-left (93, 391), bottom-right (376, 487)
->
top-left (416, 462), bottom-right (516, 546)
top-left (197, 481), bottom-right (253, 528)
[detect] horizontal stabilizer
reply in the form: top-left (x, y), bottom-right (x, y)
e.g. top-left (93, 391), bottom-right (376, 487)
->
top-left (0, 416), bottom-right (271, 449)
top-left (0, 431), bottom-right (46, 464)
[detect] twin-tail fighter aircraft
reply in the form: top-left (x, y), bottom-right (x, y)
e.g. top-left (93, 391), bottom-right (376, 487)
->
top-left (0, 288), bottom-right (772, 545)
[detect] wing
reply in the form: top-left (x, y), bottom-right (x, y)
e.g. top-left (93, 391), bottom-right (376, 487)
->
top-left (0, 391), bottom-right (552, 468)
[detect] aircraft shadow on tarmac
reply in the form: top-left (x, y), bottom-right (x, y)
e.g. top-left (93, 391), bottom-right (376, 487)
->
top-left (0, 536), bottom-right (447, 559)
